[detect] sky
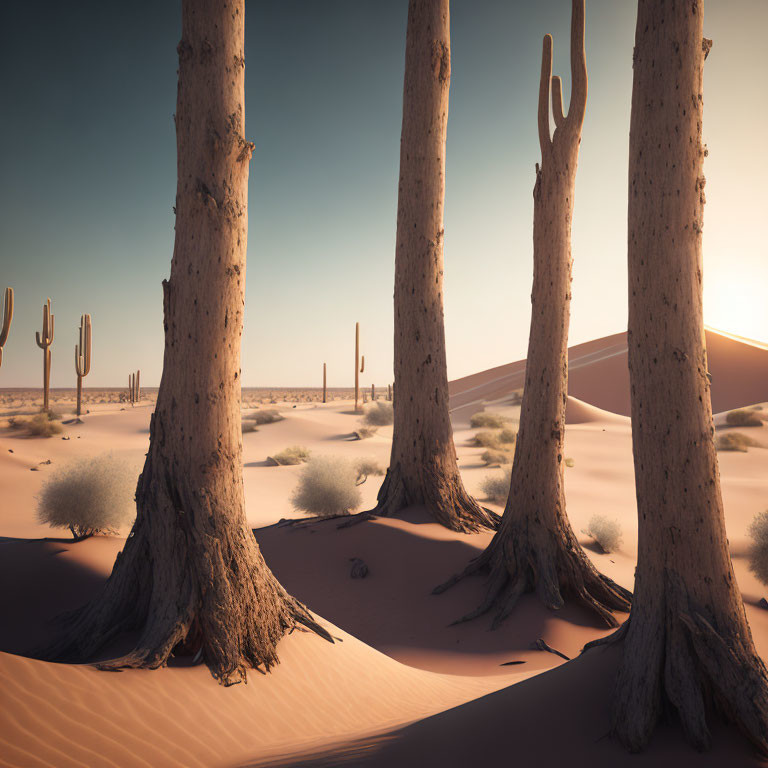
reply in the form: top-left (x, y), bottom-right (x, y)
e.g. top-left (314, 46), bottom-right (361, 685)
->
top-left (0, 0), bottom-right (766, 388)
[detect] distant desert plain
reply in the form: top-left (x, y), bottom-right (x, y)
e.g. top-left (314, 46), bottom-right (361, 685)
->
top-left (0, 327), bottom-right (767, 767)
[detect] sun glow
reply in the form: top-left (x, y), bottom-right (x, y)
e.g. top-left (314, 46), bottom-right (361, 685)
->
top-left (703, 270), bottom-right (768, 346)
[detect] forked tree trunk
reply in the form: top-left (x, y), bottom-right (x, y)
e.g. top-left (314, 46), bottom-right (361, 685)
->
top-left (585, 0), bottom-right (768, 753)
top-left (366, 0), bottom-right (496, 533)
top-left (43, 0), bottom-right (330, 685)
top-left (434, 0), bottom-right (631, 626)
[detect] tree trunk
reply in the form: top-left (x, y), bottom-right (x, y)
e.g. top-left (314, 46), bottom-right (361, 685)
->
top-left (43, 0), bottom-right (330, 685)
top-left (366, 0), bottom-right (496, 534)
top-left (354, 322), bottom-right (360, 412)
top-left (585, 0), bottom-right (768, 754)
top-left (76, 376), bottom-right (82, 417)
top-left (434, 0), bottom-right (631, 625)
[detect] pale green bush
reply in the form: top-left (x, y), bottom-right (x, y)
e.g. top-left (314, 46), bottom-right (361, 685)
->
top-left (480, 467), bottom-right (512, 503)
top-left (470, 412), bottom-right (509, 429)
top-left (36, 454), bottom-right (137, 540)
top-left (363, 401), bottom-right (394, 427)
top-left (271, 446), bottom-right (311, 465)
top-left (747, 510), bottom-right (768, 586)
top-left (583, 514), bottom-right (623, 553)
top-left (291, 456), bottom-right (362, 518)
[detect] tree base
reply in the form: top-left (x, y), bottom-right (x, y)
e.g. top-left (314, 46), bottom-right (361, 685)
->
top-left (583, 571), bottom-right (768, 756)
top-left (364, 464), bottom-right (500, 534)
top-left (42, 515), bottom-right (332, 685)
top-left (434, 516), bottom-right (631, 629)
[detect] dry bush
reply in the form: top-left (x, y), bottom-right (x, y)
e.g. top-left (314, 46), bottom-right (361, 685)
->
top-left (354, 425), bottom-right (378, 439)
top-left (747, 510), bottom-right (768, 587)
top-left (271, 446), bottom-right (311, 466)
top-left (481, 467), bottom-right (512, 503)
top-left (472, 431), bottom-right (502, 449)
top-left (498, 427), bottom-right (517, 444)
top-left (241, 420), bottom-right (259, 433)
top-left (583, 514), bottom-right (623, 553)
top-left (355, 458), bottom-right (385, 483)
top-left (470, 411), bottom-right (509, 429)
top-left (36, 453), bottom-right (137, 540)
top-left (246, 409), bottom-right (283, 425)
top-left (291, 455), bottom-right (362, 518)
top-left (726, 409), bottom-right (763, 427)
top-left (716, 432), bottom-right (763, 453)
top-left (363, 401), bottom-right (394, 427)
top-left (481, 448), bottom-right (513, 466)
top-left (27, 413), bottom-right (64, 437)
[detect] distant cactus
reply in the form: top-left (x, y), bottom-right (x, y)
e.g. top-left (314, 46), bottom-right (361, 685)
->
top-left (74, 314), bottom-right (92, 418)
top-left (35, 298), bottom-right (54, 411)
top-left (355, 322), bottom-right (360, 411)
top-left (135, 369), bottom-right (141, 402)
top-left (371, 383), bottom-right (375, 401)
top-left (360, 355), bottom-right (365, 373)
top-left (387, 383), bottom-right (392, 402)
top-left (323, 362), bottom-right (327, 403)
top-left (0, 287), bottom-right (13, 369)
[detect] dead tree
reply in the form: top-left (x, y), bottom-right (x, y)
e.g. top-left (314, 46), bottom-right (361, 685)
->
top-left (434, 0), bottom-right (631, 626)
top-left (42, 0), bottom-right (330, 685)
top-left (584, 0), bottom-right (768, 754)
top-left (364, 0), bottom-right (496, 533)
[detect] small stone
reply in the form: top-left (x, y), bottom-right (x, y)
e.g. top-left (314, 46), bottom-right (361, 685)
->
top-left (759, 598), bottom-right (768, 610)
top-left (30, 467), bottom-right (39, 471)
top-left (350, 557), bottom-right (369, 579)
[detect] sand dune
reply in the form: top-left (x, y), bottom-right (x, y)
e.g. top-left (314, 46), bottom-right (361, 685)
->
top-left (450, 327), bottom-right (768, 417)
top-left (1, 371), bottom-right (767, 765)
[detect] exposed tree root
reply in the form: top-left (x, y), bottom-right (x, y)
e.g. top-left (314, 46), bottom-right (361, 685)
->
top-left (41, 504), bottom-right (332, 686)
top-left (434, 517), bottom-right (631, 629)
top-left (364, 463), bottom-right (500, 534)
top-left (582, 570), bottom-right (768, 756)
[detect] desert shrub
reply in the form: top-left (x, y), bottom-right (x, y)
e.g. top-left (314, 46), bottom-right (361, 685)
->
top-left (726, 409), bottom-right (762, 427)
top-left (498, 427), bottom-right (517, 444)
top-left (583, 514), bottom-right (623, 553)
top-left (246, 409), bottom-right (283, 425)
top-left (355, 425), bottom-right (378, 439)
top-left (481, 467), bottom-right (511, 503)
top-left (481, 449), bottom-right (513, 466)
top-left (716, 433), bottom-right (762, 452)
top-left (291, 455), bottom-right (362, 518)
top-left (45, 409), bottom-right (62, 421)
top-left (271, 446), bottom-right (311, 465)
top-left (355, 458), bottom-right (385, 483)
top-left (241, 420), bottom-right (259, 433)
top-left (36, 453), bottom-right (137, 540)
top-left (747, 510), bottom-right (768, 586)
top-left (565, 457), bottom-right (575, 468)
top-left (27, 413), bottom-right (64, 437)
top-left (363, 401), bottom-right (394, 427)
top-left (472, 431), bottom-right (502, 449)
top-left (470, 411), bottom-right (509, 429)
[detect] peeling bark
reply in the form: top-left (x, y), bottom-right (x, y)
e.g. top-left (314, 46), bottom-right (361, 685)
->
top-left (41, 0), bottom-right (331, 685)
top-left (584, 0), bottom-right (768, 755)
top-left (434, 0), bottom-right (631, 627)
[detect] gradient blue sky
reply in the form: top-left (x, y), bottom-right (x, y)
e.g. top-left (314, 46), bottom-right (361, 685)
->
top-left (1, 0), bottom-right (766, 388)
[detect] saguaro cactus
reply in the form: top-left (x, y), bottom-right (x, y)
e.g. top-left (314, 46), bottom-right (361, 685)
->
top-left (354, 322), bottom-right (360, 411)
top-left (74, 314), bottom-right (92, 418)
top-left (35, 298), bottom-right (54, 412)
top-left (322, 362), bottom-right (327, 403)
top-left (436, 0), bottom-right (630, 623)
top-left (0, 287), bottom-right (13, 370)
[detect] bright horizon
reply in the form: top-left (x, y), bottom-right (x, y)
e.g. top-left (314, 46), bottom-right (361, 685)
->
top-left (1, 0), bottom-right (766, 389)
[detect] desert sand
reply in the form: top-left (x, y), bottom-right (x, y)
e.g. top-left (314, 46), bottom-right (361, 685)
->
top-left (1, 330), bottom-right (767, 767)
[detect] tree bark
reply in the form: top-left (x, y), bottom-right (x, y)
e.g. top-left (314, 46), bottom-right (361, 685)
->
top-left (434, 0), bottom-right (631, 625)
top-left (366, 0), bottom-right (496, 534)
top-left (585, 0), bottom-right (768, 754)
top-left (42, 0), bottom-right (330, 685)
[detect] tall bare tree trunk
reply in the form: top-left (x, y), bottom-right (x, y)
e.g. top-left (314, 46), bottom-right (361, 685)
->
top-left (43, 0), bottom-right (330, 685)
top-left (585, 0), bottom-right (768, 753)
top-left (366, 0), bottom-right (496, 533)
top-left (435, 0), bottom-right (631, 626)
